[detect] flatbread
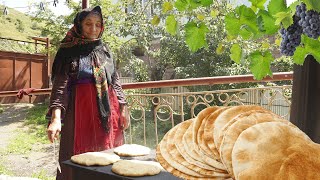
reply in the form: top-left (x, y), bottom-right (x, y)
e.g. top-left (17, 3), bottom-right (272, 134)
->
top-left (167, 120), bottom-right (229, 177)
top-left (71, 152), bottom-right (120, 166)
top-left (219, 110), bottom-right (289, 177)
top-left (203, 107), bottom-right (229, 162)
top-left (113, 144), bottom-right (151, 156)
top-left (175, 119), bottom-right (222, 171)
top-left (194, 107), bottom-right (220, 160)
top-left (111, 160), bottom-right (161, 177)
top-left (232, 122), bottom-right (312, 180)
top-left (183, 120), bottom-right (220, 170)
top-left (158, 119), bottom-right (206, 177)
top-left (213, 105), bottom-right (265, 150)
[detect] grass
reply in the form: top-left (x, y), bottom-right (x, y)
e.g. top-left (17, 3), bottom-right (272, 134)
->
top-left (4, 103), bottom-right (50, 155)
top-left (0, 103), bottom-right (56, 179)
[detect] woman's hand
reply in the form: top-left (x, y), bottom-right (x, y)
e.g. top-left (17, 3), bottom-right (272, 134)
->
top-left (47, 108), bottom-right (62, 143)
top-left (47, 118), bottom-right (61, 143)
top-left (120, 105), bottom-right (130, 130)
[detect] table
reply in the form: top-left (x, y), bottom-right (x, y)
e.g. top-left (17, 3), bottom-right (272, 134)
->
top-left (63, 150), bottom-right (181, 180)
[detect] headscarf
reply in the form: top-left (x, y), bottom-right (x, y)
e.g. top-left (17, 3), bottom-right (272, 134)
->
top-left (51, 6), bottom-right (114, 133)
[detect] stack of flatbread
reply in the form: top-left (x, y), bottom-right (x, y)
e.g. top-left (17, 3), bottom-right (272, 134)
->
top-left (156, 105), bottom-right (320, 179)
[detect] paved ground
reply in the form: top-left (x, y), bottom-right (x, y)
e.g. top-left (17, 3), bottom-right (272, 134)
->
top-left (0, 104), bottom-right (56, 179)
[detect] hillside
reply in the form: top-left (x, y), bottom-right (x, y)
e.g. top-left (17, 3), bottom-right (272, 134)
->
top-left (0, 5), bottom-right (42, 41)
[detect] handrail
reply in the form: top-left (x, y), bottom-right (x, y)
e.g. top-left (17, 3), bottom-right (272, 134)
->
top-left (0, 72), bottom-right (293, 98)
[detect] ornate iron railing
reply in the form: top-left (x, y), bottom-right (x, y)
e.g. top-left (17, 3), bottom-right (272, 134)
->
top-left (0, 72), bottom-right (293, 148)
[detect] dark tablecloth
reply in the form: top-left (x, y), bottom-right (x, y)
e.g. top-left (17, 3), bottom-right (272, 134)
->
top-left (63, 149), bottom-right (181, 180)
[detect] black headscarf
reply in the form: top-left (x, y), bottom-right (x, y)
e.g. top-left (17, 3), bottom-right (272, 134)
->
top-left (51, 6), bottom-right (115, 133)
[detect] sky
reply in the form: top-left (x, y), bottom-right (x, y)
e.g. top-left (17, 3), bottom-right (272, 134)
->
top-left (0, 0), bottom-right (80, 16)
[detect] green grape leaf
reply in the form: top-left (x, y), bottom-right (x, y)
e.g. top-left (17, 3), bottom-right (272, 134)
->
top-left (225, 12), bottom-right (241, 36)
top-left (188, 0), bottom-right (201, 10)
top-left (293, 47), bottom-right (308, 65)
top-left (293, 35), bottom-right (320, 64)
top-left (197, 14), bottom-right (205, 21)
top-left (230, 44), bottom-right (242, 64)
top-left (216, 43), bottom-right (225, 55)
top-left (249, 51), bottom-right (273, 80)
top-left (175, 0), bottom-right (188, 11)
top-left (200, 0), bottom-right (213, 7)
top-left (185, 22), bottom-right (209, 52)
top-left (151, 15), bottom-right (160, 26)
top-left (163, 2), bottom-right (173, 13)
top-left (274, 11), bottom-right (293, 29)
top-left (303, 0), bottom-right (320, 12)
top-left (257, 10), bottom-right (279, 35)
top-left (166, 15), bottom-right (178, 35)
top-left (268, 0), bottom-right (288, 16)
top-left (249, 0), bottom-right (267, 10)
top-left (210, 9), bottom-right (219, 18)
top-left (226, 5), bottom-right (261, 39)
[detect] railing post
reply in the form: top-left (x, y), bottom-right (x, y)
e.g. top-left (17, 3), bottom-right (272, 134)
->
top-left (82, 0), bottom-right (89, 9)
top-left (180, 95), bottom-right (184, 122)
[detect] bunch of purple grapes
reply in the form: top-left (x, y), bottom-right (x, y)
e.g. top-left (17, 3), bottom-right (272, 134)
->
top-left (279, 15), bottom-right (303, 56)
top-left (296, 3), bottom-right (320, 39)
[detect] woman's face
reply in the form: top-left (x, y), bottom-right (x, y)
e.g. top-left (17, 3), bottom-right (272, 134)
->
top-left (81, 13), bottom-right (102, 39)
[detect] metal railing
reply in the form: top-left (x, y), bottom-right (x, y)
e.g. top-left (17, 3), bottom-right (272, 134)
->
top-left (0, 72), bottom-right (293, 148)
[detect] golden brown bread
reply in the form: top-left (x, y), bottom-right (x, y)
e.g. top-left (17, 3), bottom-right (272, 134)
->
top-left (232, 122), bottom-right (312, 180)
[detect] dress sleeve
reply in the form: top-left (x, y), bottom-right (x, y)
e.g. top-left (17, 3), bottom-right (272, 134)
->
top-left (48, 72), bottom-right (69, 118)
top-left (112, 71), bottom-right (127, 105)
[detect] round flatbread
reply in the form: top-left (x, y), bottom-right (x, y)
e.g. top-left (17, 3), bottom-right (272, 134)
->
top-left (111, 160), bottom-right (161, 177)
top-left (213, 105), bottom-right (265, 150)
top-left (232, 122), bottom-right (312, 180)
top-left (158, 119), bottom-right (206, 177)
top-left (167, 120), bottom-right (228, 177)
top-left (71, 152), bottom-right (120, 166)
top-left (203, 107), bottom-right (229, 162)
top-left (114, 144), bottom-right (151, 157)
top-left (219, 110), bottom-right (289, 177)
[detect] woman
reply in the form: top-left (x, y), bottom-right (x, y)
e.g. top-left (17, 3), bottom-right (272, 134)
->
top-left (46, 6), bottom-right (129, 180)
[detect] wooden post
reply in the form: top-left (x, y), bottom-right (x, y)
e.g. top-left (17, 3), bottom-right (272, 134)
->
top-left (82, 0), bottom-right (89, 9)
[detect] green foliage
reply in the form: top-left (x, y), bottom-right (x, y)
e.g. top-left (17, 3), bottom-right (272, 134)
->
top-left (293, 35), bottom-right (320, 65)
top-left (185, 22), bottom-right (209, 52)
top-left (166, 15), bottom-right (178, 36)
top-left (230, 43), bottom-right (242, 64)
top-left (249, 51), bottom-right (273, 80)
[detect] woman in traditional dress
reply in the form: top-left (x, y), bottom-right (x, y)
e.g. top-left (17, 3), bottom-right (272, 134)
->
top-left (46, 6), bottom-right (129, 180)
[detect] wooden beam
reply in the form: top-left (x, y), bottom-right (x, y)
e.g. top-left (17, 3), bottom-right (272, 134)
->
top-left (82, 0), bottom-right (89, 9)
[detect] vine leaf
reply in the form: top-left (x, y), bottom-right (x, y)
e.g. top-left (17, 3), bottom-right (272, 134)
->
top-left (174, 0), bottom-right (188, 11)
top-left (268, 0), bottom-right (288, 16)
top-left (302, 0), bottom-right (320, 12)
top-left (274, 11), bottom-right (293, 29)
top-left (249, 0), bottom-right (267, 10)
top-left (151, 15), bottom-right (160, 26)
top-left (293, 35), bottom-right (320, 65)
top-left (166, 15), bottom-right (178, 35)
top-left (230, 43), bottom-right (242, 64)
top-left (249, 51), bottom-right (273, 80)
top-left (163, 2), bottom-right (173, 13)
top-left (225, 5), bottom-right (261, 39)
top-left (185, 22), bottom-right (209, 52)
top-left (257, 10), bottom-right (279, 35)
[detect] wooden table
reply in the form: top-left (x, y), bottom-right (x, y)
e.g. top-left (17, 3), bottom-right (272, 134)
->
top-left (63, 149), bottom-right (181, 180)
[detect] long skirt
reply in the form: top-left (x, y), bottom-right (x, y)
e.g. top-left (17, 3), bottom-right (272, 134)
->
top-left (56, 83), bottom-right (124, 180)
